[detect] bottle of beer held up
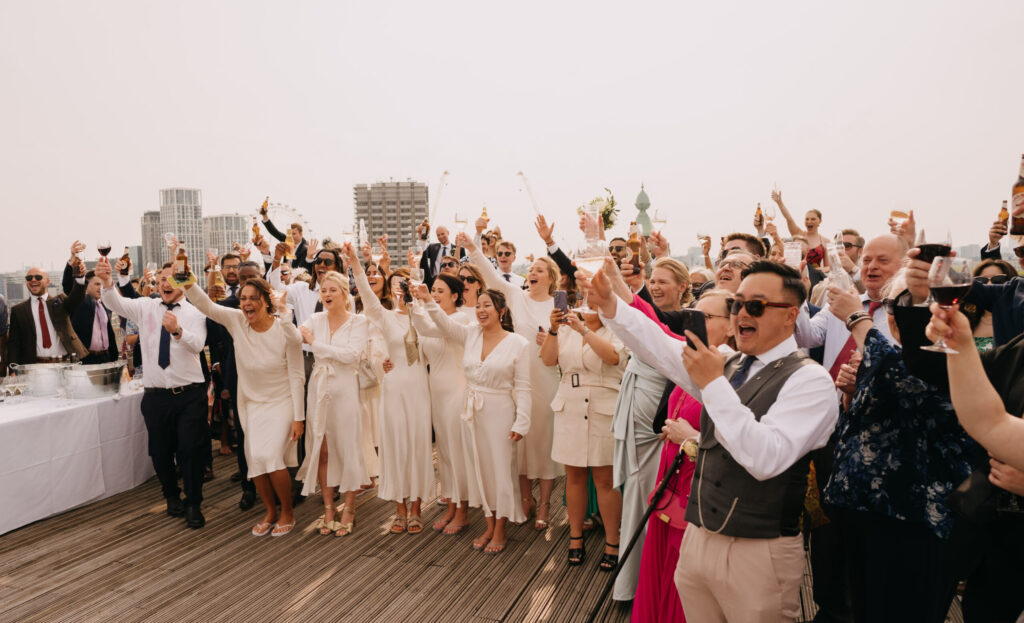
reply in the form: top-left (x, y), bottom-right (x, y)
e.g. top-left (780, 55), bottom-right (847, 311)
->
top-left (119, 247), bottom-right (131, 275)
top-left (755, 202), bottom-right (764, 227)
top-left (627, 221), bottom-right (642, 256)
top-left (999, 200), bottom-right (1009, 226)
top-left (174, 240), bottom-right (190, 281)
top-left (1012, 154), bottom-right (1024, 236)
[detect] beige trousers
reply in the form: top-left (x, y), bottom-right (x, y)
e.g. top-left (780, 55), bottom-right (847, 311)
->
top-left (673, 523), bottom-right (805, 623)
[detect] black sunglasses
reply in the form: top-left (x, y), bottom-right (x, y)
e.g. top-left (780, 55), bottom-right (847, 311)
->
top-left (609, 244), bottom-right (626, 253)
top-left (460, 275), bottom-right (478, 284)
top-left (25, 275), bottom-right (44, 282)
top-left (496, 251), bottom-right (514, 257)
top-left (725, 298), bottom-right (795, 317)
top-left (440, 261), bottom-right (458, 268)
top-left (975, 274), bottom-right (1011, 285)
top-left (313, 257), bottom-right (336, 265)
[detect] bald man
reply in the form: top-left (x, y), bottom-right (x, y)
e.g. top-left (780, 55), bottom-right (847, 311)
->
top-left (7, 265), bottom-right (88, 365)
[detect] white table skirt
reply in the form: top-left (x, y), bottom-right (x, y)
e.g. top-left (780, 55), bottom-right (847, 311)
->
top-left (0, 391), bottom-right (153, 535)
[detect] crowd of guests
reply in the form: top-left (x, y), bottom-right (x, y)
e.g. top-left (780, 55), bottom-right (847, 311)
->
top-left (4, 193), bottom-right (1024, 622)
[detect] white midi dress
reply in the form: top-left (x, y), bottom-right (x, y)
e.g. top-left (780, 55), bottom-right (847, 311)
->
top-left (425, 301), bottom-right (531, 521)
top-left (296, 312), bottom-right (371, 495)
top-left (357, 322), bottom-right (385, 478)
top-left (354, 272), bottom-right (435, 503)
top-left (413, 307), bottom-right (473, 504)
top-left (470, 249), bottom-right (562, 480)
top-left (186, 286), bottom-right (305, 478)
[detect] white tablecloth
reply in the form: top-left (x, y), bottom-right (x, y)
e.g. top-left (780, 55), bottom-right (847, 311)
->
top-left (0, 392), bottom-right (153, 535)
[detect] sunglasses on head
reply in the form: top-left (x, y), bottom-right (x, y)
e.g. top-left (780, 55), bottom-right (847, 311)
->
top-left (25, 275), bottom-right (44, 282)
top-left (975, 274), bottom-right (1011, 285)
top-left (314, 257), bottom-right (335, 265)
top-left (496, 251), bottom-right (514, 257)
top-left (725, 298), bottom-right (794, 317)
top-left (460, 275), bottom-right (478, 284)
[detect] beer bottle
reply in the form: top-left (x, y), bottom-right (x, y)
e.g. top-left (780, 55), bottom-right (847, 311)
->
top-left (755, 202), bottom-right (764, 228)
top-left (260, 196), bottom-right (269, 218)
top-left (119, 247), bottom-right (132, 275)
top-left (175, 241), bottom-right (190, 281)
top-left (284, 230), bottom-right (297, 260)
top-left (481, 205), bottom-right (489, 224)
top-left (1012, 155), bottom-right (1024, 236)
top-left (251, 216), bottom-right (260, 241)
top-left (419, 218), bottom-right (430, 241)
top-left (627, 221), bottom-right (642, 256)
top-left (999, 200), bottom-right (1009, 226)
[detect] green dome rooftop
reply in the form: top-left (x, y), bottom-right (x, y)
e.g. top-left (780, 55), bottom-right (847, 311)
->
top-left (635, 184), bottom-right (650, 210)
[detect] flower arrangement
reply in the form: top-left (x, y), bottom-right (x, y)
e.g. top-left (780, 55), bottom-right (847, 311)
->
top-left (577, 188), bottom-right (619, 231)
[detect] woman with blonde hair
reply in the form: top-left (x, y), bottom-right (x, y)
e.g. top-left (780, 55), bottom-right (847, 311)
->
top-left (296, 270), bottom-right (370, 536)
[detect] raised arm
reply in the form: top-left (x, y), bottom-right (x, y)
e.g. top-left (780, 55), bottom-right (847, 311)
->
top-left (772, 189), bottom-right (806, 237)
top-left (460, 233), bottom-right (517, 300)
top-left (96, 258), bottom-right (146, 322)
top-left (511, 338), bottom-right (532, 437)
top-left (262, 216), bottom-right (286, 242)
top-left (409, 301), bottom-right (445, 338)
top-left (420, 296), bottom-right (470, 344)
top-left (303, 316), bottom-right (367, 365)
top-left (282, 322), bottom-right (306, 422)
top-left (184, 281), bottom-right (242, 329)
top-left (347, 243), bottom-right (385, 329)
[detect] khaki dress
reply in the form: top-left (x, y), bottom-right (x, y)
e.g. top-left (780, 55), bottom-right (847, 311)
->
top-left (549, 325), bottom-right (627, 467)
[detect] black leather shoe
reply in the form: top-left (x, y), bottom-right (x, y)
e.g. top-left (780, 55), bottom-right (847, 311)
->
top-left (203, 466), bottom-right (215, 482)
top-left (166, 497), bottom-right (185, 517)
top-left (185, 505), bottom-right (205, 529)
top-left (230, 471), bottom-right (243, 482)
top-left (239, 490), bottom-right (256, 511)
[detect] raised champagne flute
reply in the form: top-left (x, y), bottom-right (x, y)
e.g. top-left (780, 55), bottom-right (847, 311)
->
top-left (920, 256), bottom-right (972, 354)
top-left (454, 211), bottom-right (468, 233)
top-left (572, 203), bottom-right (608, 312)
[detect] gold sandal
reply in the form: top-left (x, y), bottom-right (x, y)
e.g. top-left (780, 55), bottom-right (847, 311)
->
top-left (313, 504), bottom-right (342, 536)
top-left (335, 507), bottom-right (355, 537)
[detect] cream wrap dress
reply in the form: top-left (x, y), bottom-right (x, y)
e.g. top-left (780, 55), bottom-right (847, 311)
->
top-left (469, 249), bottom-right (562, 481)
top-left (354, 272), bottom-right (435, 503)
top-left (186, 286), bottom-right (305, 478)
top-left (412, 307), bottom-right (473, 504)
top-left (296, 312), bottom-right (371, 495)
top-left (425, 301), bottom-right (531, 521)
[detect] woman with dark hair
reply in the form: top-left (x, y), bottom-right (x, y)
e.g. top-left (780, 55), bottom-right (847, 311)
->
top-left (184, 277), bottom-right (306, 537)
top-left (772, 188), bottom-right (827, 268)
top-left (460, 231), bottom-right (563, 531)
top-left (458, 263), bottom-right (485, 311)
top-left (411, 273), bottom-right (474, 534)
top-left (966, 259), bottom-right (1019, 352)
top-left (346, 244), bottom-right (434, 535)
top-left (414, 285), bottom-right (531, 554)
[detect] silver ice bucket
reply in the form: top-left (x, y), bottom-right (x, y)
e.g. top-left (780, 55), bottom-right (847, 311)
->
top-left (8, 362), bottom-right (76, 397)
top-left (61, 361), bottom-right (126, 399)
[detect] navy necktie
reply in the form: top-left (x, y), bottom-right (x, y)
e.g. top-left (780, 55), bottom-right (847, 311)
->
top-left (503, 273), bottom-right (511, 282)
top-left (158, 303), bottom-right (179, 369)
top-left (729, 355), bottom-right (756, 390)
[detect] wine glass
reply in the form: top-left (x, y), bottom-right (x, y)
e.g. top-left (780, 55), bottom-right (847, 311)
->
top-left (97, 239), bottom-right (112, 257)
top-left (409, 267), bottom-right (425, 287)
top-left (914, 228), bottom-right (953, 265)
top-left (454, 212), bottom-right (468, 233)
top-left (920, 257), bottom-right (972, 354)
top-left (651, 209), bottom-right (667, 231)
top-left (342, 229), bottom-right (355, 244)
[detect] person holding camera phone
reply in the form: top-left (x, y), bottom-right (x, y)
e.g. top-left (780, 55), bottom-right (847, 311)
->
top-left (540, 303), bottom-right (627, 571)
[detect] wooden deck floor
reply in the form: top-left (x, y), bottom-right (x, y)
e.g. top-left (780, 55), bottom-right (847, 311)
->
top-left (0, 446), bottom-right (963, 623)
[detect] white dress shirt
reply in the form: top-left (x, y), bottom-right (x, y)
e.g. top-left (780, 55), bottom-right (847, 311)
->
top-left (268, 267), bottom-right (317, 351)
top-left (30, 293), bottom-right (68, 358)
top-left (500, 271), bottom-right (526, 288)
top-left (600, 297), bottom-right (839, 481)
top-left (794, 293), bottom-right (895, 370)
top-left (101, 287), bottom-right (206, 388)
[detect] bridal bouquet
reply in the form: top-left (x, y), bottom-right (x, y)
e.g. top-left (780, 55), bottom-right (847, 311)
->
top-left (577, 188), bottom-right (619, 231)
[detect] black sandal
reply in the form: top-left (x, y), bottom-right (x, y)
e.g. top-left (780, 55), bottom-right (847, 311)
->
top-left (567, 535), bottom-right (585, 567)
top-left (599, 542), bottom-right (619, 572)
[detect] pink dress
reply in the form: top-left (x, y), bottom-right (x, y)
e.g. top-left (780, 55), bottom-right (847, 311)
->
top-left (627, 294), bottom-right (698, 623)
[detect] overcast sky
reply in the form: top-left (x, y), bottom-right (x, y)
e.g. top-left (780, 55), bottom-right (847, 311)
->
top-left (2, 1), bottom-right (1023, 272)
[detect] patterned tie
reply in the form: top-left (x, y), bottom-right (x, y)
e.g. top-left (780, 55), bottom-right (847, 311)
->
top-left (38, 297), bottom-right (52, 349)
top-left (729, 355), bottom-right (756, 390)
top-left (828, 300), bottom-right (882, 380)
top-left (158, 302), bottom-right (179, 369)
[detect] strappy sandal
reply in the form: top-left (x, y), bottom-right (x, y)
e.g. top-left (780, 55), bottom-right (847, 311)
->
top-left (517, 496), bottom-right (536, 525)
top-left (534, 502), bottom-right (550, 531)
top-left (599, 542), bottom-right (619, 572)
top-left (314, 504), bottom-right (341, 536)
top-left (335, 507), bottom-right (355, 537)
top-left (567, 535), bottom-right (585, 566)
top-left (407, 515), bottom-right (423, 534)
top-left (252, 521), bottom-right (274, 537)
top-left (389, 515), bottom-right (407, 534)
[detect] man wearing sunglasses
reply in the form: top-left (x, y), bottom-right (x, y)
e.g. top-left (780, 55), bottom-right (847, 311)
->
top-left (7, 264), bottom-right (89, 367)
top-left (419, 225), bottom-right (465, 288)
top-left (494, 240), bottom-right (525, 288)
top-left (588, 259), bottom-right (837, 620)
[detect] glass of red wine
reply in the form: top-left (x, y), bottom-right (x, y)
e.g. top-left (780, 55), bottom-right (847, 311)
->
top-left (915, 228), bottom-right (952, 265)
top-left (921, 256), bottom-right (971, 354)
top-left (97, 239), bottom-right (112, 258)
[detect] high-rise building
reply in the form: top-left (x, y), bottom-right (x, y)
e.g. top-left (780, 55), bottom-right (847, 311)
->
top-left (203, 214), bottom-right (249, 260)
top-left (140, 210), bottom-right (162, 269)
top-left (159, 188), bottom-right (204, 261)
top-left (353, 180), bottom-right (429, 253)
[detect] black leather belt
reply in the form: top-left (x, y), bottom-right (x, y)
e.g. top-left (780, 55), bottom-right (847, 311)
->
top-left (144, 382), bottom-right (205, 395)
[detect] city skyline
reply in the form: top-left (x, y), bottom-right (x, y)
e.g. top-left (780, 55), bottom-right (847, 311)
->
top-left (3, 2), bottom-right (1024, 274)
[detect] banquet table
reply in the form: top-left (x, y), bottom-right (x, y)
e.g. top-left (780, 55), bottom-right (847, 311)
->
top-left (0, 391), bottom-right (153, 536)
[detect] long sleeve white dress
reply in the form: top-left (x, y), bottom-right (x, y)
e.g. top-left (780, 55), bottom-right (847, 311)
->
top-left (412, 307), bottom-right (473, 504)
top-left (425, 301), bottom-right (531, 522)
top-left (470, 249), bottom-right (562, 481)
top-left (357, 322), bottom-right (385, 479)
top-left (354, 272), bottom-right (435, 503)
top-left (186, 286), bottom-right (305, 477)
top-left (296, 311), bottom-right (371, 495)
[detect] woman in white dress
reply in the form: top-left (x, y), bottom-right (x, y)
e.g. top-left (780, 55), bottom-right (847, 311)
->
top-left (345, 243), bottom-right (434, 535)
top-left (458, 263), bottom-right (485, 310)
top-left (413, 284), bottom-right (531, 554)
top-left (410, 273), bottom-right (474, 534)
top-left (459, 232), bottom-right (562, 530)
top-left (540, 307), bottom-right (627, 569)
top-left (184, 278), bottom-right (305, 537)
top-left (354, 258), bottom-right (392, 486)
top-left (296, 271), bottom-right (370, 537)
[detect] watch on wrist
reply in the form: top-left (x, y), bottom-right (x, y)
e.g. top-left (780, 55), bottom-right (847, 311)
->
top-left (845, 310), bottom-right (870, 331)
top-left (171, 328), bottom-right (182, 338)
top-left (548, 328), bottom-right (558, 336)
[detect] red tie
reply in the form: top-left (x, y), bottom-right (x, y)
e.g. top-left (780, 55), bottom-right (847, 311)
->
top-left (38, 297), bottom-right (52, 349)
top-left (828, 300), bottom-right (881, 381)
